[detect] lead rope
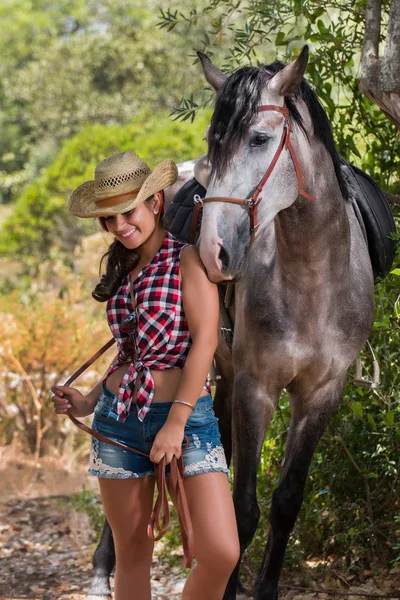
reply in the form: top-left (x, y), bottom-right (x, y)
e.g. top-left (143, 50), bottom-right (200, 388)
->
top-left (62, 339), bottom-right (194, 568)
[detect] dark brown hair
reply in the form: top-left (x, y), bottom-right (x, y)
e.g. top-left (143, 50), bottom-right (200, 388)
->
top-left (92, 195), bottom-right (163, 302)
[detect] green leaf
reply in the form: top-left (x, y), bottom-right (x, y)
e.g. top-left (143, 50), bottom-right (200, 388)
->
top-left (384, 412), bottom-right (395, 427)
top-left (346, 135), bottom-right (362, 159)
top-left (367, 413), bottom-right (377, 431)
top-left (275, 32), bottom-right (285, 46)
top-left (351, 401), bottom-right (363, 419)
top-left (310, 8), bottom-right (325, 23)
top-left (390, 268), bottom-right (400, 276)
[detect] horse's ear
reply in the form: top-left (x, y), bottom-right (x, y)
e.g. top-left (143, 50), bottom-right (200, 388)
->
top-left (269, 46), bottom-right (309, 97)
top-left (197, 52), bottom-right (228, 91)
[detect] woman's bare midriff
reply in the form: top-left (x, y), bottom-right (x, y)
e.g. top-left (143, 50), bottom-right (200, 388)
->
top-left (105, 363), bottom-right (208, 403)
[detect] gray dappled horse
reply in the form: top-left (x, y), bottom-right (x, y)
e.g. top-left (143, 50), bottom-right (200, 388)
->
top-left (196, 47), bottom-right (374, 600)
top-left (85, 50), bottom-right (375, 600)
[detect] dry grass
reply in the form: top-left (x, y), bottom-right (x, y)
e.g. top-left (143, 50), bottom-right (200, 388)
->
top-left (0, 441), bottom-right (97, 503)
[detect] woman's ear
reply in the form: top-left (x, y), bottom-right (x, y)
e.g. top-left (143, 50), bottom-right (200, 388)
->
top-left (152, 191), bottom-right (164, 215)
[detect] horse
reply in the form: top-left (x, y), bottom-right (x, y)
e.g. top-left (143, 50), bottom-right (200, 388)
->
top-left (194, 46), bottom-right (375, 600)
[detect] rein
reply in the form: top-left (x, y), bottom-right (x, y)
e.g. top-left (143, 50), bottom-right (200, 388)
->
top-left (62, 338), bottom-right (194, 568)
top-left (190, 100), bottom-right (315, 244)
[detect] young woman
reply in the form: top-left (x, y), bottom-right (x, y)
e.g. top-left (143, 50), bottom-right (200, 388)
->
top-left (51, 150), bottom-right (239, 600)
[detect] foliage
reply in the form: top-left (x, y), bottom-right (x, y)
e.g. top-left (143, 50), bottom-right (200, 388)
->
top-left (0, 0), bottom-right (214, 202)
top-left (0, 262), bottom-right (112, 458)
top-left (71, 486), bottom-right (104, 537)
top-left (160, 0), bottom-right (399, 193)
top-left (0, 109), bottom-right (210, 271)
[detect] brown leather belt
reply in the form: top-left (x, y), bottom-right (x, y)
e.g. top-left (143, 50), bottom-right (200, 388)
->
top-left (63, 338), bottom-right (194, 568)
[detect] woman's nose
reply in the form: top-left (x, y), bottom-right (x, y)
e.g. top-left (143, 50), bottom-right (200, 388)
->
top-left (113, 214), bottom-right (127, 230)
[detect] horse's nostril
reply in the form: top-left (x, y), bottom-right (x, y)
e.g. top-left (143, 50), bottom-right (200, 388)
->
top-left (218, 245), bottom-right (229, 268)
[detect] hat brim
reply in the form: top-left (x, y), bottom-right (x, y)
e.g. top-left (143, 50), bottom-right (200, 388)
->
top-left (68, 160), bottom-right (179, 218)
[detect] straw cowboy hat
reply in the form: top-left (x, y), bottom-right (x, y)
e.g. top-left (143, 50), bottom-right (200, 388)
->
top-left (68, 150), bottom-right (178, 218)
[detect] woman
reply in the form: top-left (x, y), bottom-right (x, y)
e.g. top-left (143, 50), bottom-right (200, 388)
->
top-left (51, 150), bottom-right (239, 600)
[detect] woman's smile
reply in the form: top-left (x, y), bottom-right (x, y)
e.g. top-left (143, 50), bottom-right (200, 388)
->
top-left (118, 226), bottom-right (138, 239)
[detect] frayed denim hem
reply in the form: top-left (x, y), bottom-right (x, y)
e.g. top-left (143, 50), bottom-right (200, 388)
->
top-left (88, 468), bottom-right (155, 479)
top-left (183, 466), bottom-right (230, 478)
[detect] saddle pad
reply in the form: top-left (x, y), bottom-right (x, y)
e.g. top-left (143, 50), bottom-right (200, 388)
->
top-left (340, 158), bottom-right (397, 281)
top-left (165, 177), bottom-right (206, 242)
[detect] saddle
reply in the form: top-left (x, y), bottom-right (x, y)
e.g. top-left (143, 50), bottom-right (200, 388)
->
top-left (339, 158), bottom-right (397, 281)
top-left (165, 177), bottom-right (206, 242)
top-left (166, 163), bottom-right (396, 281)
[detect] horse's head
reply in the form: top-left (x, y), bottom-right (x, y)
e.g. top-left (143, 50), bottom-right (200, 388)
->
top-left (197, 47), bottom-right (314, 283)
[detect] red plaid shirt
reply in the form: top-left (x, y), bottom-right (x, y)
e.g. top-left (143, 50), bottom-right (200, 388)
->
top-left (104, 231), bottom-right (210, 421)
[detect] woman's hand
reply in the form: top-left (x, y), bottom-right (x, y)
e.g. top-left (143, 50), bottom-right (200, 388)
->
top-left (150, 420), bottom-right (185, 465)
top-left (50, 385), bottom-right (93, 418)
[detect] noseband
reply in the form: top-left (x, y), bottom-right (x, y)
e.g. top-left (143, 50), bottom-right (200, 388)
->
top-left (190, 100), bottom-right (315, 244)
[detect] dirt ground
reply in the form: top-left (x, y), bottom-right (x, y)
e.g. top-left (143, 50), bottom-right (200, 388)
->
top-left (0, 450), bottom-right (399, 600)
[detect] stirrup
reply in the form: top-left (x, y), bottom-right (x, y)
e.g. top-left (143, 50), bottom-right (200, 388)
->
top-left (354, 341), bottom-right (380, 389)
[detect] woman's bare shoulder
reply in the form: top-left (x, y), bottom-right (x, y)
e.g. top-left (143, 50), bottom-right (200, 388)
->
top-left (180, 244), bottom-right (209, 278)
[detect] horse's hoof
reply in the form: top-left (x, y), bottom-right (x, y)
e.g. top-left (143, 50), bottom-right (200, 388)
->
top-left (85, 574), bottom-right (112, 600)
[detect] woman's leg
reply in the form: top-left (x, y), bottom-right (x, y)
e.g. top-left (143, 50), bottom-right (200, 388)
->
top-left (182, 472), bottom-right (240, 600)
top-left (98, 476), bottom-right (155, 600)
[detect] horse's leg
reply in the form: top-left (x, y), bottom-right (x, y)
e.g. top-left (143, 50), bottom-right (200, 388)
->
top-left (213, 350), bottom-right (234, 465)
top-left (254, 374), bottom-right (347, 600)
top-left (86, 517), bottom-right (115, 600)
top-left (224, 373), bottom-right (278, 600)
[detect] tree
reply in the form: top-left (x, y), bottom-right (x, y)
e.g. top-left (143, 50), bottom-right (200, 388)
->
top-left (160, 1), bottom-right (399, 193)
top-left (0, 0), bottom-right (217, 202)
top-left (360, 0), bottom-right (400, 128)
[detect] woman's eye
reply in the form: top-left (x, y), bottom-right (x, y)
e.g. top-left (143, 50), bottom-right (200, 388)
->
top-left (104, 215), bottom-right (115, 222)
top-left (250, 134), bottom-right (270, 147)
top-left (123, 209), bottom-right (134, 216)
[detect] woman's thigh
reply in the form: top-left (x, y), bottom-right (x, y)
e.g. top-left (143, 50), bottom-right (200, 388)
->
top-left (183, 472), bottom-right (239, 564)
top-left (98, 476), bottom-right (155, 547)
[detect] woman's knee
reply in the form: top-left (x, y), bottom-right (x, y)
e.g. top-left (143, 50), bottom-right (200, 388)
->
top-left (196, 537), bottom-right (240, 574)
top-left (114, 531), bottom-right (153, 567)
top-left (111, 520), bottom-right (153, 558)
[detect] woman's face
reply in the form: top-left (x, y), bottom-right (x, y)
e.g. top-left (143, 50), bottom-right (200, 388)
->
top-left (103, 194), bottom-right (161, 249)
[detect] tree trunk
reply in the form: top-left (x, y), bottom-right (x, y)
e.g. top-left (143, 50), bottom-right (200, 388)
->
top-left (360, 0), bottom-right (400, 129)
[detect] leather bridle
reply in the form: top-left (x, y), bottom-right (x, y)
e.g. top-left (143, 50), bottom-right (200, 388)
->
top-left (190, 100), bottom-right (315, 244)
top-left (62, 338), bottom-right (194, 568)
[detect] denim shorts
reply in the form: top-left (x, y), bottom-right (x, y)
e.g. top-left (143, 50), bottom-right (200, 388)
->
top-left (88, 385), bottom-right (229, 479)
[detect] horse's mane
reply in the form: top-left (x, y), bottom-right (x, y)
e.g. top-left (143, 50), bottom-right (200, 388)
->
top-left (208, 61), bottom-right (349, 200)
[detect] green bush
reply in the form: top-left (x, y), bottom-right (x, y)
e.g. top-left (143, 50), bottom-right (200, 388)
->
top-left (0, 109), bottom-right (210, 270)
top-left (72, 486), bottom-right (104, 537)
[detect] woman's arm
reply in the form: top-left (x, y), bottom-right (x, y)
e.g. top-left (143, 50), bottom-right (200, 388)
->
top-left (167, 244), bottom-right (219, 426)
top-left (150, 245), bottom-right (219, 464)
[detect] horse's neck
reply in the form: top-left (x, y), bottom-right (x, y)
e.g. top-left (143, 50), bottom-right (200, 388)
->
top-left (256, 187), bottom-right (350, 285)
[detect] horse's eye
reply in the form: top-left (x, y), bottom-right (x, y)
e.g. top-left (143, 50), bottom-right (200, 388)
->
top-left (250, 134), bottom-right (270, 148)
